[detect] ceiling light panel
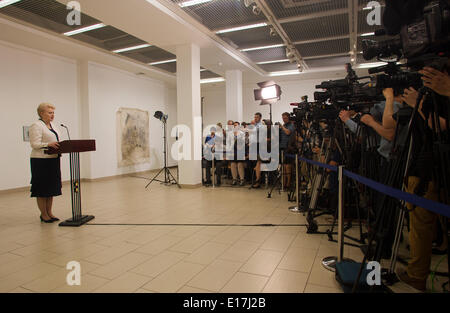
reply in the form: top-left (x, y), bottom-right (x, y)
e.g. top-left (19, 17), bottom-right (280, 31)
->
top-left (259, 62), bottom-right (299, 72)
top-left (243, 46), bottom-right (287, 63)
top-left (294, 38), bottom-right (349, 58)
top-left (305, 55), bottom-right (350, 68)
top-left (0, 0), bottom-right (101, 33)
top-left (172, 0), bottom-right (265, 30)
top-left (218, 26), bottom-right (283, 49)
top-left (283, 13), bottom-right (349, 42)
top-left (266, 0), bottom-right (348, 19)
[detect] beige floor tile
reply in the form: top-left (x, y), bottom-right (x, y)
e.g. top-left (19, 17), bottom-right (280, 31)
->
top-left (278, 246), bottom-right (317, 273)
top-left (136, 235), bottom-right (184, 255)
top-left (187, 259), bottom-right (242, 291)
top-left (184, 242), bottom-right (229, 265)
top-left (169, 234), bottom-right (213, 254)
top-left (130, 250), bottom-right (187, 277)
top-left (220, 272), bottom-right (268, 293)
top-left (304, 283), bottom-right (343, 293)
top-left (93, 272), bottom-right (152, 293)
top-left (51, 274), bottom-right (109, 293)
top-left (0, 252), bottom-right (23, 266)
top-left (240, 250), bottom-right (283, 277)
top-left (0, 262), bottom-right (62, 292)
top-left (83, 242), bottom-right (140, 265)
top-left (260, 233), bottom-right (295, 253)
top-left (89, 252), bottom-right (152, 279)
top-left (307, 259), bottom-right (342, 290)
top-left (9, 287), bottom-right (34, 293)
top-left (240, 227), bottom-right (275, 243)
top-left (262, 269), bottom-right (309, 293)
top-left (178, 286), bottom-right (212, 293)
top-left (142, 261), bottom-right (204, 293)
top-left (290, 233), bottom-right (323, 250)
top-left (210, 227), bottom-right (250, 245)
top-left (21, 267), bottom-right (69, 292)
top-left (218, 240), bottom-right (260, 263)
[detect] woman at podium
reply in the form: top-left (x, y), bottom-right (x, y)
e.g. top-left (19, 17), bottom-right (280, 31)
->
top-left (29, 103), bottom-right (61, 223)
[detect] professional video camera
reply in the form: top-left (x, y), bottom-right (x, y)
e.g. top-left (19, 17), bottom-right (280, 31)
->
top-left (313, 63), bottom-right (384, 109)
top-left (362, 0), bottom-right (449, 62)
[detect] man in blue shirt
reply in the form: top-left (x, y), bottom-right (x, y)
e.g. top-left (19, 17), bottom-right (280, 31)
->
top-left (277, 112), bottom-right (296, 188)
top-left (338, 88), bottom-right (404, 160)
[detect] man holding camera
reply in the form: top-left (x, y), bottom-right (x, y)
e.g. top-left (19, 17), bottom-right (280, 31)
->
top-left (396, 66), bottom-right (449, 292)
top-left (339, 88), bottom-right (404, 162)
top-left (276, 113), bottom-right (295, 188)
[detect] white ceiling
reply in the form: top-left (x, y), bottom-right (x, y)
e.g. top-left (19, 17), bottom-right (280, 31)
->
top-left (0, 0), bottom-right (374, 87)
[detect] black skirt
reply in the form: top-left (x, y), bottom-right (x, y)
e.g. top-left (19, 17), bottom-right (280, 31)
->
top-left (30, 158), bottom-right (62, 198)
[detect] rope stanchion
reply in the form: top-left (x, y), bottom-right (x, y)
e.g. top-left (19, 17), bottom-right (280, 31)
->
top-left (284, 153), bottom-right (450, 218)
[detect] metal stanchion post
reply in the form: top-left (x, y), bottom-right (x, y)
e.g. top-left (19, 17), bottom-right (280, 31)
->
top-left (289, 154), bottom-right (300, 212)
top-left (337, 165), bottom-right (344, 262)
top-left (281, 150), bottom-right (284, 191)
top-left (322, 165), bottom-right (354, 271)
top-left (212, 158), bottom-right (215, 188)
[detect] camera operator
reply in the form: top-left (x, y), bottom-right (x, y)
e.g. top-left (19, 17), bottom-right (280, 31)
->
top-left (339, 88), bottom-right (404, 163)
top-left (397, 64), bottom-right (449, 291)
top-left (276, 113), bottom-right (296, 188)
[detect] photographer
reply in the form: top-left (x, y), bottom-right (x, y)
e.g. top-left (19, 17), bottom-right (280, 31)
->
top-left (339, 88), bottom-right (404, 162)
top-left (397, 64), bottom-right (449, 291)
top-left (276, 112), bottom-right (296, 188)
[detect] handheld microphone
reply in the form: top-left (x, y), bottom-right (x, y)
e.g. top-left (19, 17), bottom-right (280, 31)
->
top-left (60, 124), bottom-right (71, 141)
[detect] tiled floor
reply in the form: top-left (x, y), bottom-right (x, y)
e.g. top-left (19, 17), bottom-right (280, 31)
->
top-left (0, 171), bottom-right (447, 293)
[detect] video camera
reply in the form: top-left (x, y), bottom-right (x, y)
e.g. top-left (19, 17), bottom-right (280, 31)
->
top-left (362, 0), bottom-right (449, 61)
top-left (361, 1), bottom-right (449, 93)
top-left (313, 63), bottom-right (384, 110)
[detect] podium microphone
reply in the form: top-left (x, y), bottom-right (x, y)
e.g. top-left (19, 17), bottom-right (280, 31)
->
top-left (60, 124), bottom-right (71, 140)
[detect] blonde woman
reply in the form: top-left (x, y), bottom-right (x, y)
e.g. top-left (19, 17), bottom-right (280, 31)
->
top-left (29, 103), bottom-right (61, 223)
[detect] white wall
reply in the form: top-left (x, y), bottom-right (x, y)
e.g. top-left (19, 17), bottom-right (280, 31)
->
top-left (201, 77), bottom-right (339, 126)
top-left (0, 41), bottom-right (79, 190)
top-left (87, 62), bottom-right (177, 179)
top-left (0, 42), bottom-right (177, 190)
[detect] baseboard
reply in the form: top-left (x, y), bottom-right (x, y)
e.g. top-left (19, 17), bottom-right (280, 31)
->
top-left (179, 183), bottom-right (202, 189)
top-left (0, 166), bottom-right (179, 193)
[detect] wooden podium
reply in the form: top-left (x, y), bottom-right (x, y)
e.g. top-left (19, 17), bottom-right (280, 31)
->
top-left (46, 140), bottom-right (96, 227)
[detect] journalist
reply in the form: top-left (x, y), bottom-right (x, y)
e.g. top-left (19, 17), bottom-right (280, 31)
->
top-left (397, 66), bottom-right (449, 291)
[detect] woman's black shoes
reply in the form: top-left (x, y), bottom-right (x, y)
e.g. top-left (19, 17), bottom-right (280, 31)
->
top-left (51, 217), bottom-right (60, 222)
top-left (40, 215), bottom-right (54, 223)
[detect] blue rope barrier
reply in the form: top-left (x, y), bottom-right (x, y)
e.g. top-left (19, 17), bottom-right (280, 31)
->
top-left (284, 153), bottom-right (450, 218)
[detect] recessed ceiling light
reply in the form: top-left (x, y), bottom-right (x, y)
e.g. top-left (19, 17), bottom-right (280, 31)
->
top-left (357, 62), bottom-right (387, 69)
top-left (200, 77), bottom-right (225, 84)
top-left (240, 44), bottom-right (284, 52)
top-left (256, 59), bottom-right (289, 65)
top-left (359, 32), bottom-right (375, 37)
top-left (268, 70), bottom-right (303, 77)
top-left (149, 59), bottom-right (177, 65)
top-left (215, 23), bottom-right (267, 34)
top-left (0, 0), bottom-right (22, 9)
top-left (63, 23), bottom-right (106, 36)
top-left (179, 0), bottom-right (212, 7)
top-left (113, 44), bottom-right (152, 53)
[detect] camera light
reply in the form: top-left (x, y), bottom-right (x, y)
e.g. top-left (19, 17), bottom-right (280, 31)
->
top-left (261, 86), bottom-right (278, 99)
top-left (254, 81), bottom-right (282, 104)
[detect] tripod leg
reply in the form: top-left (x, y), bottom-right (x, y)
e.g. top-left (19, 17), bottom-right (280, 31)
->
top-left (145, 167), bottom-right (166, 188)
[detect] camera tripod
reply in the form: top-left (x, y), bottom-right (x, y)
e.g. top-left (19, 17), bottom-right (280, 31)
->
top-left (145, 121), bottom-right (180, 189)
top-left (352, 85), bottom-right (450, 292)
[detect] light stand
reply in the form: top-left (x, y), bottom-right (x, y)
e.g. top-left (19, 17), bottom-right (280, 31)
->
top-left (145, 113), bottom-right (180, 189)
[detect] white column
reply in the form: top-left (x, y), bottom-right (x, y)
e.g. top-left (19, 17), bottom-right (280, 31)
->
top-left (225, 70), bottom-right (243, 122)
top-left (176, 44), bottom-right (202, 186)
